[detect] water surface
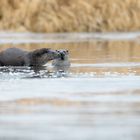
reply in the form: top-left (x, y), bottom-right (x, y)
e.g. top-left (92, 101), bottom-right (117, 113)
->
top-left (0, 32), bottom-right (140, 140)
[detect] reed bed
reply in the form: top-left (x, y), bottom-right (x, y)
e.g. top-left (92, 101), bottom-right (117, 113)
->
top-left (0, 0), bottom-right (140, 32)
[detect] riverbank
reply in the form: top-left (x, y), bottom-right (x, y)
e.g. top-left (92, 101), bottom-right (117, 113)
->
top-left (0, 0), bottom-right (140, 32)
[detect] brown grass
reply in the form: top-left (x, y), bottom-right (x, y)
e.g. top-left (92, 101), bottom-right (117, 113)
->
top-left (0, 0), bottom-right (140, 32)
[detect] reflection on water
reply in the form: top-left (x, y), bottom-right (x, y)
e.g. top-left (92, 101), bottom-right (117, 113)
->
top-left (0, 32), bottom-right (140, 140)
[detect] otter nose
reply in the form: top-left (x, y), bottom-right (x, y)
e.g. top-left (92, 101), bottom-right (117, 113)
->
top-left (60, 53), bottom-right (65, 60)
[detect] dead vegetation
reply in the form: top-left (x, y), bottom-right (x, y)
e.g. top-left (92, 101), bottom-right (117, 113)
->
top-left (0, 0), bottom-right (140, 32)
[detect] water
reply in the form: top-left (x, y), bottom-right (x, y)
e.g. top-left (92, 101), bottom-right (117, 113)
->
top-left (0, 32), bottom-right (140, 140)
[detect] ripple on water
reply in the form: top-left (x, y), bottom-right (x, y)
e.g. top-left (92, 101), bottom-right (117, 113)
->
top-left (0, 32), bottom-right (140, 140)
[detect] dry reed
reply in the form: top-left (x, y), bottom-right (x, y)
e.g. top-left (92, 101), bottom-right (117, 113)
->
top-left (0, 0), bottom-right (140, 32)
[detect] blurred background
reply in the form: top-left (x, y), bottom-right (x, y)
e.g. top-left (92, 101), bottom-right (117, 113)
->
top-left (0, 1), bottom-right (140, 140)
top-left (0, 0), bottom-right (140, 32)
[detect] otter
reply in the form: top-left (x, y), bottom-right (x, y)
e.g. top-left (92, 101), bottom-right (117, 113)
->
top-left (0, 47), bottom-right (60, 67)
top-left (52, 49), bottom-right (70, 72)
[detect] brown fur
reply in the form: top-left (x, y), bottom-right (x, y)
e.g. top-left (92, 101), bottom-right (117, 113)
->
top-left (0, 48), bottom-right (60, 66)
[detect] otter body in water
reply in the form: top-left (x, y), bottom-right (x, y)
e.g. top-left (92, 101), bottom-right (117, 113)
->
top-left (52, 50), bottom-right (70, 72)
top-left (0, 47), bottom-right (60, 66)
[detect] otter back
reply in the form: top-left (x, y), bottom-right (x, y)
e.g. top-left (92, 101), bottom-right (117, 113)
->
top-left (0, 48), bottom-right (29, 66)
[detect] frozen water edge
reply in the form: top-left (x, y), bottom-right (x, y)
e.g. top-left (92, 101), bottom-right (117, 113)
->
top-left (0, 76), bottom-right (140, 101)
top-left (71, 62), bottom-right (140, 68)
top-left (0, 60), bottom-right (140, 102)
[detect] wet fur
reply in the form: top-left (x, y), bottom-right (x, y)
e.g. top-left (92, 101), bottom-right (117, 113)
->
top-left (0, 48), bottom-right (59, 67)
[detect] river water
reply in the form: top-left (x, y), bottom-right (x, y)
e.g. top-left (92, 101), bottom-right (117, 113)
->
top-left (0, 32), bottom-right (140, 140)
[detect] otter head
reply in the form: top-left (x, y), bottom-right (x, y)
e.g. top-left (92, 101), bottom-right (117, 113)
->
top-left (56, 50), bottom-right (69, 60)
top-left (30, 48), bottom-right (60, 66)
top-left (52, 49), bottom-right (70, 72)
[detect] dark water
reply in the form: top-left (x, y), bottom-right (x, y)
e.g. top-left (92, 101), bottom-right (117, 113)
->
top-left (0, 32), bottom-right (140, 140)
